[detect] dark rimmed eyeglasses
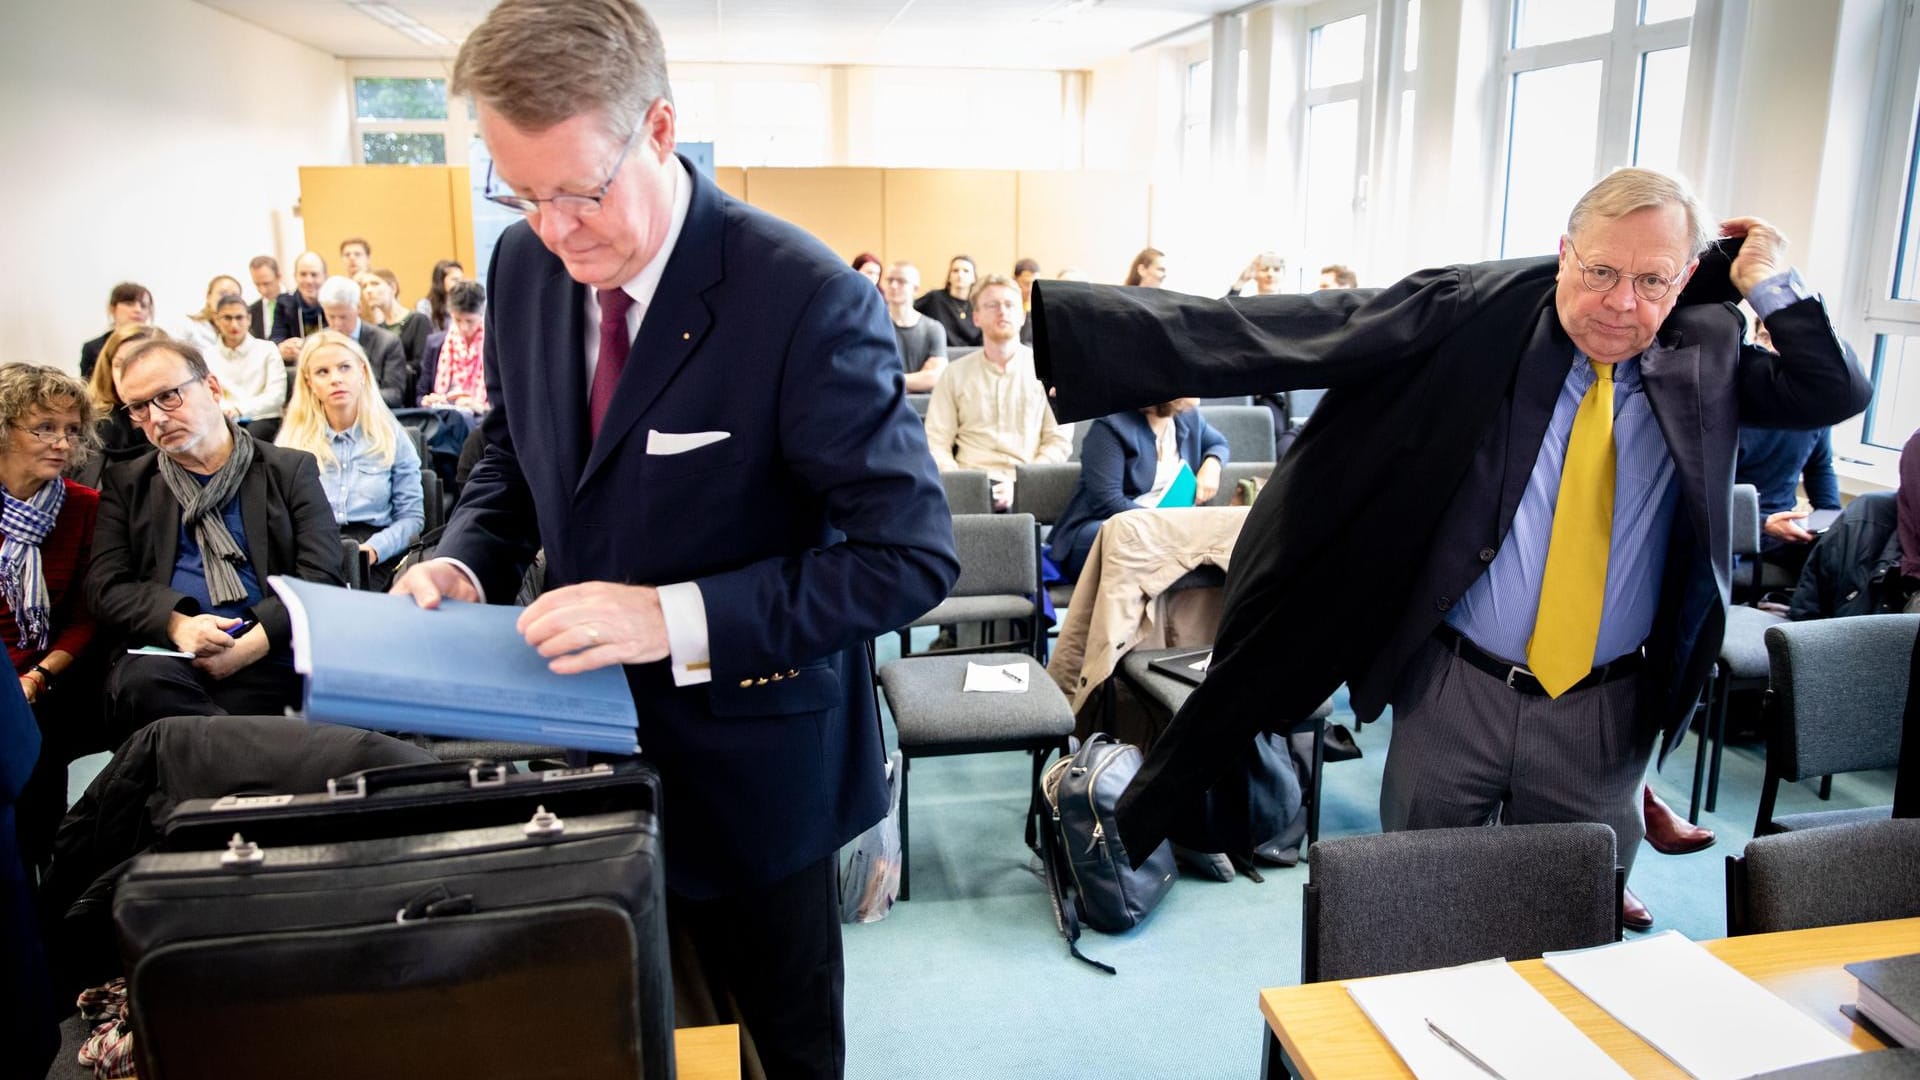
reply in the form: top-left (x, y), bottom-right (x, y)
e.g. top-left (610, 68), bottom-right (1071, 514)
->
top-left (122, 375), bottom-right (203, 422)
top-left (483, 125), bottom-right (644, 218)
top-left (1565, 237), bottom-right (1686, 302)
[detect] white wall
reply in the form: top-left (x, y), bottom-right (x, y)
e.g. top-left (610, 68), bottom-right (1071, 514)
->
top-left (0, 0), bottom-right (348, 375)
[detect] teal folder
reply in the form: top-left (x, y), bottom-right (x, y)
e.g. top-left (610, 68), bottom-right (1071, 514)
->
top-left (1157, 461), bottom-right (1198, 508)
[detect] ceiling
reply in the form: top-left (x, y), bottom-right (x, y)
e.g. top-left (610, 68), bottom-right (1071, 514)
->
top-left (195, 0), bottom-right (1249, 69)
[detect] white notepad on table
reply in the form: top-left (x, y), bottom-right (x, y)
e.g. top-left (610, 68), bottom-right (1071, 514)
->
top-left (1347, 958), bottom-right (1632, 1079)
top-left (1543, 931), bottom-right (1857, 1079)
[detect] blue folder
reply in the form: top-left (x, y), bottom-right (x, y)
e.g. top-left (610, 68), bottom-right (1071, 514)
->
top-left (269, 577), bottom-right (640, 754)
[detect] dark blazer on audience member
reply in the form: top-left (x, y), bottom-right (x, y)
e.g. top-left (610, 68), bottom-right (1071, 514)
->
top-left (1047, 408), bottom-right (1231, 580)
top-left (79, 332), bottom-right (110, 381)
top-left (440, 157), bottom-right (958, 899)
top-left (85, 441), bottom-right (346, 653)
top-left (1031, 251), bottom-right (1870, 858)
top-left (355, 320), bottom-right (409, 409)
top-left (269, 292), bottom-right (326, 343)
top-left (248, 297), bottom-right (272, 340)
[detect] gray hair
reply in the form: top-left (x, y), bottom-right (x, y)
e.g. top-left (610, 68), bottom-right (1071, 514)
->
top-left (317, 275), bottom-right (362, 310)
top-left (1567, 167), bottom-right (1716, 257)
top-left (451, 0), bottom-right (672, 141)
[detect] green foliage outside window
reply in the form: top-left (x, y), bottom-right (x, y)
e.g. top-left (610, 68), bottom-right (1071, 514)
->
top-left (354, 77), bottom-right (448, 120)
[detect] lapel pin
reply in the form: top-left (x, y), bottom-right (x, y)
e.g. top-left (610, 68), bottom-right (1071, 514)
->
top-left (681, 331), bottom-right (691, 340)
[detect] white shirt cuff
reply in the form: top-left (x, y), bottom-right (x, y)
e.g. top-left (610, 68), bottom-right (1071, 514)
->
top-left (656, 581), bottom-right (712, 686)
top-left (432, 557), bottom-right (487, 604)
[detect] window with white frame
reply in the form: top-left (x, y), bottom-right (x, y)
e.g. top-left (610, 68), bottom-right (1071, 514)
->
top-left (1299, 3), bottom-right (1375, 277)
top-left (1494, 0), bottom-right (1693, 257)
top-left (1184, 58), bottom-right (1213, 181)
top-left (349, 64), bottom-right (474, 165)
top-left (1857, 5), bottom-right (1920, 455)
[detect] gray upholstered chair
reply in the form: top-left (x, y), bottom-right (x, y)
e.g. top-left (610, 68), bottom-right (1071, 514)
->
top-left (896, 512), bottom-right (1043, 659)
top-left (1206, 461), bottom-right (1272, 506)
top-left (939, 470), bottom-right (994, 515)
top-left (1197, 404), bottom-right (1277, 465)
top-left (1726, 818), bottom-right (1920, 935)
top-left (905, 392), bottom-right (931, 417)
top-left (1011, 462), bottom-right (1080, 527)
top-left (1302, 823), bottom-right (1621, 983)
top-left (1286, 388), bottom-right (1328, 429)
top-left (1198, 395), bottom-right (1253, 406)
top-left (1068, 419), bottom-right (1092, 461)
top-left (1013, 462), bottom-right (1083, 613)
top-left (1689, 483), bottom-right (1781, 821)
top-left (1755, 614), bottom-right (1918, 835)
top-left (1117, 648), bottom-right (1335, 851)
top-left (877, 653), bottom-right (1075, 900)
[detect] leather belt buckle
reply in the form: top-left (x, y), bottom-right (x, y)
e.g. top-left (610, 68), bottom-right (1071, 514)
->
top-left (1504, 664), bottom-right (1534, 690)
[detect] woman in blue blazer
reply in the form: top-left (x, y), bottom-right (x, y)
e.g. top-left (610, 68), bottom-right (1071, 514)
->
top-left (1047, 400), bottom-right (1230, 581)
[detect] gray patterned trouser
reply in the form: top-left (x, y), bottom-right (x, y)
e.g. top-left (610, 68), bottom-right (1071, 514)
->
top-left (1380, 635), bottom-right (1656, 875)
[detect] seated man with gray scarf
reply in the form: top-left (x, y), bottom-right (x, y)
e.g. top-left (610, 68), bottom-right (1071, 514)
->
top-left (85, 336), bottom-right (345, 739)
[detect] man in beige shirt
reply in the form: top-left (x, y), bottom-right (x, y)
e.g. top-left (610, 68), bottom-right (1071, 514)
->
top-left (924, 273), bottom-right (1071, 510)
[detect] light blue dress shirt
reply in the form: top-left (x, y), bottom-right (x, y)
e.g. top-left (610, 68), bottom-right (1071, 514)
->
top-left (1445, 268), bottom-right (1808, 670)
top-left (1446, 355), bottom-right (1679, 667)
top-left (318, 416), bottom-right (425, 563)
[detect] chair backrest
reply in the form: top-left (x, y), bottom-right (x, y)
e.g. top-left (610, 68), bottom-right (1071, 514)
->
top-left (1198, 395), bottom-right (1253, 407)
top-left (1070, 420), bottom-right (1092, 461)
top-left (905, 392), bottom-right (931, 417)
top-left (1303, 823), bottom-right (1618, 983)
top-left (420, 468), bottom-right (445, 534)
top-left (1013, 462), bottom-right (1081, 525)
top-left (1199, 405), bottom-right (1277, 464)
top-left (1207, 461), bottom-right (1272, 506)
top-left (1287, 388), bottom-right (1328, 426)
top-left (940, 470), bottom-right (993, 515)
top-left (948, 513), bottom-right (1038, 598)
top-left (1728, 819), bottom-right (1920, 935)
top-left (1732, 483), bottom-right (1761, 557)
top-left (1763, 614), bottom-right (1918, 781)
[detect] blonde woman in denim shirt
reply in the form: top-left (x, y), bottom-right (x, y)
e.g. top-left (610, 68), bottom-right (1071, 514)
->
top-left (276, 332), bottom-right (423, 589)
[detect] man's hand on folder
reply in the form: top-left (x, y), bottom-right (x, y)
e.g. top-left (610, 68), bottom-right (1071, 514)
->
top-left (519, 581), bottom-right (671, 675)
top-left (391, 559), bottom-right (482, 609)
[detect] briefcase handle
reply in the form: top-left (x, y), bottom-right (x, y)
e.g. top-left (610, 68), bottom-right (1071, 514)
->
top-left (327, 759), bottom-right (506, 799)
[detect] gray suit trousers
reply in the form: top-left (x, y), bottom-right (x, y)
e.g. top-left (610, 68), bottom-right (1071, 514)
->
top-left (1380, 634), bottom-right (1656, 875)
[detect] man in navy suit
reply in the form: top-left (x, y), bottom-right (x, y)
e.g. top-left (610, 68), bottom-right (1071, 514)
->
top-left (393, 3), bottom-right (956, 1075)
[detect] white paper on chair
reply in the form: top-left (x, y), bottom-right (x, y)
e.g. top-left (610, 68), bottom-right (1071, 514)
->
top-left (1347, 958), bottom-right (1632, 1079)
top-left (963, 661), bottom-right (1029, 693)
top-left (1543, 931), bottom-right (1857, 1079)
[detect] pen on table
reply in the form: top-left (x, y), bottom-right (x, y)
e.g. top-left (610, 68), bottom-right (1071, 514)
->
top-left (1424, 1017), bottom-right (1506, 1079)
top-left (1002, 667), bottom-right (1024, 684)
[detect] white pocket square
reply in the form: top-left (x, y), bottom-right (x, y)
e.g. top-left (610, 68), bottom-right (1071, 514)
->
top-left (646, 429), bottom-right (731, 455)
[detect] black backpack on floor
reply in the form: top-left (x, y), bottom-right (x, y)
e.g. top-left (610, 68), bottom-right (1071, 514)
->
top-left (1037, 733), bottom-right (1176, 972)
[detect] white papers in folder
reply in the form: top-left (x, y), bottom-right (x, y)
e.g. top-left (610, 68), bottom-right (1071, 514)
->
top-left (1347, 958), bottom-right (1631, 1079)
top-left (1543, 931), bottom-right (1857, 1079)
top-left (962, 661), bottom-right (1029, 693)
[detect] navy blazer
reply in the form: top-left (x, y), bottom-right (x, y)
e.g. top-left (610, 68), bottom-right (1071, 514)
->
top-left (1047, 409), bottom-right (1230, 580)
top-left (440, 158), bottom-right (958, 899)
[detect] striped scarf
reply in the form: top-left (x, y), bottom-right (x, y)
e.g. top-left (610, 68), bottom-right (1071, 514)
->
top-left (0, 477), bottom-right (65, 650)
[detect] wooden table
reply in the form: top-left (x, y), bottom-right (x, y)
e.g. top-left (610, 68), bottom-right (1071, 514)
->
top-left (1259, 917), bottom-right (1920, 1078)
top-left (676, 1023), bottom-right (741, 1080)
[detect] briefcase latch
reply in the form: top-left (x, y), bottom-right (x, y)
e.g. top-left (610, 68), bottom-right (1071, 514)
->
top-left (221, 833), bottom-right (264, 868)
top-left (524, 805), bottom-right (566, 838)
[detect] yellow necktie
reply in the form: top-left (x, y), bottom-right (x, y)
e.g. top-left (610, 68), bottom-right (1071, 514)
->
top-left (1527, 360), bottom-right (1616, 697)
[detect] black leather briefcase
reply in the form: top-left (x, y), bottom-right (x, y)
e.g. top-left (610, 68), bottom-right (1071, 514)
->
top-left (113, 760), bottom-right (674, 1080)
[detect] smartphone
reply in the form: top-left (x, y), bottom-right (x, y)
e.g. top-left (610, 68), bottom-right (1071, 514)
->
top-left (225, 619), bottom-right (256, 638)
top-left (1804, 508), bottom-right (1843, 535)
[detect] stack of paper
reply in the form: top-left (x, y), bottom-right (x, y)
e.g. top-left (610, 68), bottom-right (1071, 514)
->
top-left (271, 577), bottom-right (640, 754)
top-left (1347, 958), bottom-right (1633, 1078)
top-left (1544, 931), bottom-right (1857, 1079)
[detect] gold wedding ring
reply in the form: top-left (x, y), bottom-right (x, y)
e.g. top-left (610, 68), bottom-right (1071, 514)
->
top-left (584, 624), bottom-right (602, 645)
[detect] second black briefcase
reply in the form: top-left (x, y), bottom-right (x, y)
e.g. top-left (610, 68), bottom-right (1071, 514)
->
top-left (114, 759), bottom-right (675, 1080)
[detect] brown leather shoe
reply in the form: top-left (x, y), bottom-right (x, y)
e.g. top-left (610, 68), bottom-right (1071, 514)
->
top-left (1623, 886), bottom-right (1654, 932)
top-left (1642, 784), bottom-right (1716, 856)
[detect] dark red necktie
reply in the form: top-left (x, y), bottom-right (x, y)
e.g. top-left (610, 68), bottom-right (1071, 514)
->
top-left (590, 287), bottom-right (635, 438)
